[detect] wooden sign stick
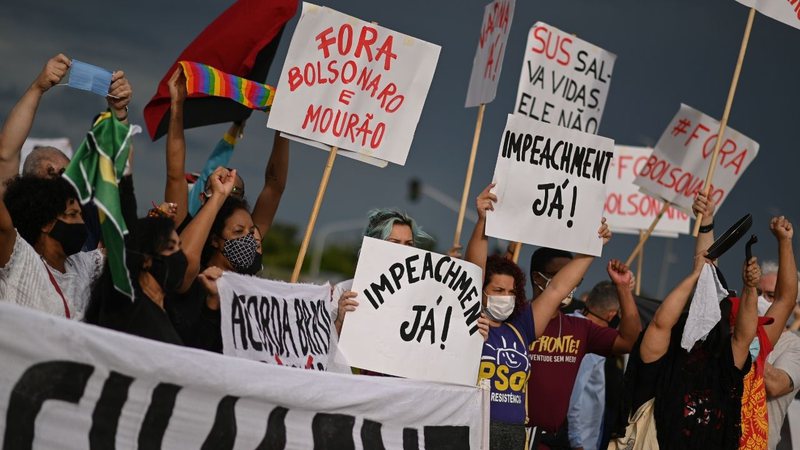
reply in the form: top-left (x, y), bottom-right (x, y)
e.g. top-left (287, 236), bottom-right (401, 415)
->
top-left (453, 103), bottom-right (487, 247)
top-left (635, 230), bottom-right (645, 296)
top-left (625, 201), bottom-right (670, 266)
top-left (693, 7), bottom-right (756, 236)
top-left (291, 147), bottom-right (338, 282)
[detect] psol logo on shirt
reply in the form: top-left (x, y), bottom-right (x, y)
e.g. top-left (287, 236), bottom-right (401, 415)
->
top-left (480, 334), bottom-right (530, 403)
top-left (529, 334), bottom-right (580, 363)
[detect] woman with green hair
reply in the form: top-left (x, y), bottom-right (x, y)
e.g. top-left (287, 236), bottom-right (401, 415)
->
top-left (331, 208), bottom-right (433, 336)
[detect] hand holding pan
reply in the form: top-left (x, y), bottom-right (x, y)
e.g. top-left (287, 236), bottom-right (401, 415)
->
top-left (706, 214), bottom-right (753, 260)
top-left (745, 234), bottom-right (758, 261)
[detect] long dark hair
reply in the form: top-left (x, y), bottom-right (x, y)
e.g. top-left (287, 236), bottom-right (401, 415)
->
top-left (85, 217), bottom-right (175, 323)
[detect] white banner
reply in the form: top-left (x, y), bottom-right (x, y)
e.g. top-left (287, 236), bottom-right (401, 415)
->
top-left (268, 2), bottom-right (441, 166)
top-left (337, 237), bottom-right (485, 386)
top-left (737, 0), bottom-right (800, 30)
top-left (633, 104), bottom-right (759, 213)
top-left (465, 0), bottom-right (515, 107)
top-left (486, 114), bottom-right (614, 256)
top-left (513, 22), bottom-right (615, 134)
top-left (217, 273), bottom-right (332, 370)
top-left (0, 303), bottom-right (486, 449)
top-left (604, 145), bottom-right (690, 237)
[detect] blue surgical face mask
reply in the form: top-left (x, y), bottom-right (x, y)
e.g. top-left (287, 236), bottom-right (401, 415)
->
top-left (66, 60), bottom-right (113, 97)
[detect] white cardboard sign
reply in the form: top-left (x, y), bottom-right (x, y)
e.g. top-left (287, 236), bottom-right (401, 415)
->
top-left (337, 237), bottom-right (485, 386)
top-left (268, 2), bottom-right (441, 166)
top-left (217, 272), bottom-right (333, 370)
top-left (486, 114), bottom-right (614, 256)
top-left (737, 0), bottom-right (800, 30)
top-left (465, 0), bottom-right (515, 107)
top-left (512, 22), bottom-right (616, 134)
top-left (633, 104), bottom-right (759, 213)
top-left (604, 145), bottom-right (691, 237)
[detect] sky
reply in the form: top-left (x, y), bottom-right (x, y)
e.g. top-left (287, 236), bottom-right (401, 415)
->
top-left (2, 0), bottom-right (799, 299)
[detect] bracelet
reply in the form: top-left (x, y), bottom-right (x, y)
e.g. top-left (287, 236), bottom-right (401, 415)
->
top-left (698, 222), bottom-right (714, 233)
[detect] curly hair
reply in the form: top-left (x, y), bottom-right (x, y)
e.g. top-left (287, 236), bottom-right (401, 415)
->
top-left (484, 255), bottom-right (528, 318)
top-left (201, 196), bottom-right (251, 265)
top-left (363, 208), bottom-right (433, 247)
top-left (4, 176), bottom-right (77, 246)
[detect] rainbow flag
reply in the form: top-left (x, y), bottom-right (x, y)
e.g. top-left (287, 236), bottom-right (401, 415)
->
top-left (179, 61), bottom-right (275, 111)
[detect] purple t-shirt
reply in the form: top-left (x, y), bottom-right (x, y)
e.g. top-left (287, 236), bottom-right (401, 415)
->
top-left (479, 303), bottom-right (536, 424)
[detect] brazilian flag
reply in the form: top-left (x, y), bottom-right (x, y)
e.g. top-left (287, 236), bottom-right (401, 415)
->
top-left (64, 112), bottom-right (141, 298)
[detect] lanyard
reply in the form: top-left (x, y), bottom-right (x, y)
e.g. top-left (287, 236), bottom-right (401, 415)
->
top-left (42, 259), bottom-right (71, 318)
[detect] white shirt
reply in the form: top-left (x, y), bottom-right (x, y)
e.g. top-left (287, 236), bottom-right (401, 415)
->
top-left (0, 233), bottom-right (104, 320)
top-left (766, 330), bottom-right (800, 450)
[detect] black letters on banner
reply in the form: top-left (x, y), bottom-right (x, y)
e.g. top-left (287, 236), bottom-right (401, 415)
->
top-left (3, 361), bottom-right (477, 448)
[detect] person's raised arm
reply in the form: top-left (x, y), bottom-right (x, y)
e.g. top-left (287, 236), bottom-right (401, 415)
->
top-left (177, 167), bottom-right (235, 293)
top-left (732, 257), bottom-right (760, 369)
top-left (188, 122), bottom-right (242, 216)
top-left (464, 183), bottom-right (496, 274)
top-left (607, 260), bottom-right (642, 354)
top-left (764, 216), bottom-right (797, 345)
top-left (251, 133), bottom-right (289, 237)
top-left (639, 254), bottom-right (706, 363)
top-left (692, 192), bottom-right (715, 258)
top-left (0, 54), bottom-right (71, 185)
top-left (165, 67), bottom-right (189, 227)
top-left (531, 218), bottom-right (611, 338)
top-left (0, 192), bottom-right (17, 267)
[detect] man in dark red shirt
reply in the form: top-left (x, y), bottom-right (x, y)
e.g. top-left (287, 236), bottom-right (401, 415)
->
top-left (526, 248), bottom-right (642, 449)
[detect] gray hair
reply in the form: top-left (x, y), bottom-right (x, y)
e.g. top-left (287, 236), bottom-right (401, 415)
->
top-left (760, 260), bottom-right (779, 276)
top-left (22, 147), bottom-right (70, 178)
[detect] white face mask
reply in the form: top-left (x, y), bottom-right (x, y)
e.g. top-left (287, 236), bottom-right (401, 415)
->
top-left (484, 295), bottom-right (515, 321)
top-left (535, 272), bottom-right (576, 307)
top-left (757, 295), bottom-right (771, 316)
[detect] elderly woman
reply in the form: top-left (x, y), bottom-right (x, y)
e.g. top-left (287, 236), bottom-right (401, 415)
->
top-left (0, 176), bottom-right (103, 319)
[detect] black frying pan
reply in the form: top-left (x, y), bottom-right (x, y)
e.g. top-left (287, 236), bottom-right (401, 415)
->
top-left (706, 214), bottom-right (752, 260)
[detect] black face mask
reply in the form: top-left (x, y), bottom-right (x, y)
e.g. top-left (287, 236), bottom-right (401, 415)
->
top-left (241, 253), bottom-right (263, 275)
top-left (49, 219), bottom-right (88, 256)
top-left (149, 250), bottom-right (188, 293)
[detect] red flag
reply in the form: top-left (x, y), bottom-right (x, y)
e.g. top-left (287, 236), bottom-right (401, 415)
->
top-left (143, 0), bottom-right (298, 141)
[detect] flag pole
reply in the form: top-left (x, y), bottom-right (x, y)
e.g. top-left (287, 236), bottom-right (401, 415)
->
top-left (291, 146), bottom-right (338, 282)
top-left (454, 103), bottom-right (486, 248)
top-left (693, 7), bottom-right (756, 236)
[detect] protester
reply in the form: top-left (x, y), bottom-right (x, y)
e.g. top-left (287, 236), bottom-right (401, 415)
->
top-left (522, 240), bottom-right (641, 448)
top-left (85, 216), bottom-right (186, 344)
top-left (0, 54), bottom-right (132, 187)
top-left (694, 193), bottom-right (798, 447)
top-left (0, 176), bottom-right (102, 319)
top-left (162, 167), bottom-right (240, 352)
top-left (164, 66), bottom-right (289, 239)
top-left (465, 183), bottom-right (613, 450)
top-left (332, 208), bottom-right (434, 335)
top-left (757, 261), bottom-right (800, 450)
top-left (567, 280), bottom-right (628, 450)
